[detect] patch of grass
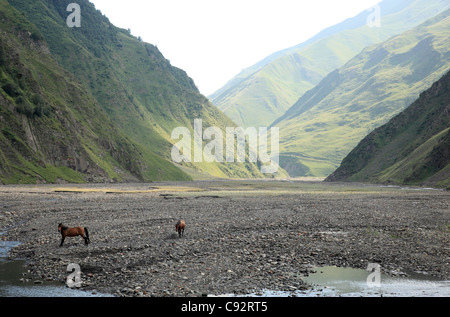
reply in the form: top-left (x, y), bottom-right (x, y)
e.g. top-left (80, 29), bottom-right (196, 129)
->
top-left (365, 226), bottom-right (380, 237)
top-left (51, 186), bottom-right (204, 194)
top-left (1, 155), bottom-right (85, 185)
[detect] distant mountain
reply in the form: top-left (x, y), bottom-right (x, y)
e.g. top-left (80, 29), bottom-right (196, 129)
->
top-left (0, 0), bottom-right (189, 184)
top-left (1, 0), bottom-right (269, 183)
top-left (272, 8), bottom-right (450, 177)
top-left (326, 70), bottom-right (450, 189)
top-left (211, 0), bottom-right (450, 128)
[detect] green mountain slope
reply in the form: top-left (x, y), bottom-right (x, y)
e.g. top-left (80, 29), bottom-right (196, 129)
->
top-left (273, 9), bottom-right (450, 177)
top-left (6, 0), bottom-right (267, 180)
top-left (211, 0), bottom-right (450, 128)
top-left (326, 71), bottom-right (450, 188)
top-left (0, 0), bottom-right (189, 184)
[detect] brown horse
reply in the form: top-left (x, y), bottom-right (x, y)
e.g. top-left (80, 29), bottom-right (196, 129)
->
top-left (58, 223), bottom-right (90, 247)
top-left (175, 219), bottom-right (186, 238)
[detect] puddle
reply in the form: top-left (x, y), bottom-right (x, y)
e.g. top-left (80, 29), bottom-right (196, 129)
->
top-left (0, 260), bottom-right (111, 297)
top-left (0, 240), bottom-right (21, 259)
top-left (0, 236), bottom-right (112, 297)
top-left (379, 185), bottom-right (443, 191)
top-left (301, 266), bottom-right (450, 297)
top-left (213, 266), bottom-right (450, 297)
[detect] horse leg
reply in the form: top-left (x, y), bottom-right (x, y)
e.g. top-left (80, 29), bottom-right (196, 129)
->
top-left (60, 236), bottom-right (65, 247)
top-left (80, 232), bottom-right (89, 246)
top-left (84, 228), bottom-right (90, 245)
top-left (80, 234), bottom-right (86, 245)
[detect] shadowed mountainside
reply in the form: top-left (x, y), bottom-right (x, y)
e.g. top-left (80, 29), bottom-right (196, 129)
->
top-left (326, 70), bottom-right (450, 188)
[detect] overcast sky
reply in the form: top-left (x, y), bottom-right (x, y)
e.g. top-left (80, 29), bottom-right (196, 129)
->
top-left (89, 0), bottom-right (381, 96)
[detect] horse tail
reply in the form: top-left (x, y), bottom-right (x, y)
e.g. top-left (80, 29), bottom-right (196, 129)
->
top-left (84, 227), bottom-right (90, 244)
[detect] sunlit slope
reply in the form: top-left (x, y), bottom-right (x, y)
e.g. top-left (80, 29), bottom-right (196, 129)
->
top-left (8, 0), bottom-right (266, 179)
top-left (273, 9), bottom-right (450, 177)
top-left (211, 0), bottom-right (450, 128)
top-left (0, 0), bottom-right (190, 184)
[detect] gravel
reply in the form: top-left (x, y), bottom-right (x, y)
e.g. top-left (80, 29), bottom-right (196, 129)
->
top-left (1, 180), bottom-right (449, 297)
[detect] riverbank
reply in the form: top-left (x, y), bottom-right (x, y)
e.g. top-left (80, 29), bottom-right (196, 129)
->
top-left (1, 180), bottom-right (449, 297)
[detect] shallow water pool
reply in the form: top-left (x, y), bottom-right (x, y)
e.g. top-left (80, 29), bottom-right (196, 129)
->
top-left (301, 266), bottom-right (450, 297)
top-left (0, 239), bottom-right (112, 297)
top-left (214, 266), bottom-right (450, 297)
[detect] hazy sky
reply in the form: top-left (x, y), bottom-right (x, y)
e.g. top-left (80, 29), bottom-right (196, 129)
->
top-left (89, 0), bottom-right (381, 96)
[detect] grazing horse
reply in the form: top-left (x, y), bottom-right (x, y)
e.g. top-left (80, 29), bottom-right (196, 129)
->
top-left (58, 223), bottom-right (90, 247)
top-left (175, 219), bottom-right (186, 238)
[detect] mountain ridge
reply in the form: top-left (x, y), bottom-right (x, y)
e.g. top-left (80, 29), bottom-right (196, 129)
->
top-left (0, 0), bottom-right (190, 184)
top-left (326, 70), bottom-right (450, 188)
top-left (272, 8), bottom-right (450, 177)
top-left (1, 0), bottom-right (272, 184)
top-left (211, 0), bottom-right (450, 128)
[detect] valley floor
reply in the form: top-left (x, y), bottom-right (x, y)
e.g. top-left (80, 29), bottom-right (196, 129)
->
top-left (1, 180), bottom-right (449, 297)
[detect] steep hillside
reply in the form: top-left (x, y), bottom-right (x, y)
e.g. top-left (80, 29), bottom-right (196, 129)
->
top-left (326, 71), bottom-right (450, 188)
top-left (273, 9), bottom-right (450, 177)
top-left (0, 0), bottom-right (190, 184)
top-left (6, 0), bottom-right (267, 180)
top-left (211, 0), bottom-right (450, 128)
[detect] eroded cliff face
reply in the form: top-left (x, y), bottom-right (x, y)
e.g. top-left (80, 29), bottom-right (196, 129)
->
top-left (1, 87), bottom-right (137, 184)
top-left (0, 11), bottom-right (153, 184)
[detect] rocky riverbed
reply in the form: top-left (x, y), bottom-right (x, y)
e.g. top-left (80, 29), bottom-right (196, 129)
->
top-left (1, 180), bottom-right (449, 297)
